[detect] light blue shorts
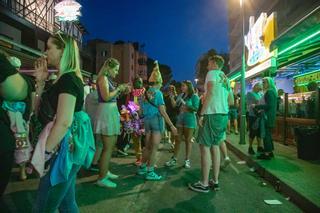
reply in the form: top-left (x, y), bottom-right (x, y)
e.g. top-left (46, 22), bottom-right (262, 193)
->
top-left (144, 115), bottom-right (164, 133)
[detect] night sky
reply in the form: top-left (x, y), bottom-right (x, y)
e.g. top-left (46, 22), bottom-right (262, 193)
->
top-left (80, 0), bottom-right (229, 81)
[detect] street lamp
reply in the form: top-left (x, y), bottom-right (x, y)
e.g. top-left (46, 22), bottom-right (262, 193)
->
top-left (194, 78), bottom-right (199, 84)
top-left (239, 0), bottom-right (246, 144)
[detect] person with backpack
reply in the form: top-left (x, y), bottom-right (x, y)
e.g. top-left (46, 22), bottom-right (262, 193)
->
top-left (137, 61), bottom-right (177, 180)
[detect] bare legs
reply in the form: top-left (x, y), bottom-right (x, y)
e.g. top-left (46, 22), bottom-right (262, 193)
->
top-left (210, 145), bottom-right (221, 183)
top-left (172, 127), bottom-right (183, 159)
top-left (184, 128), bottom-right (194, 160)
top-left (19, 163), bottom-right (27, 180)
top-left (220, 141), bottom-right (229, 159)
top-left (168, 127), bottom-right (193, 164)
top-left (98, 135), bottom-right (117, 179)
top-left (227, 119), bottom-right (238, 134)
top-left (200, 143), bottom-right (221, 186)
top-left (141, 132), bottom-right (162, 167)
top-left (132, 135), bottom-right (142, 161)
top-left (200, 144), bottom-right (211, 185)
top-left (92, 134), bottom-right (103, 165)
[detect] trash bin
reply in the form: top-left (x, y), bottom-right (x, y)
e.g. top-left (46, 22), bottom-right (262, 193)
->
top-left (294, 127), bottom-right (320, 160)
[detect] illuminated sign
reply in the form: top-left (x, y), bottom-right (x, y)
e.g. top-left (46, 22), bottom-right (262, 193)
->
top-left (245, 13), bottom-right (277, 67)
top-left (245, 57), bottom-right (276, 79)
top-left (294, 70), bottom-right (320, 86)
top-left (54, 0), bottom-right (81, 22)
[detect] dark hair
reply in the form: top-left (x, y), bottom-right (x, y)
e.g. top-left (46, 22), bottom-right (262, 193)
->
top-left (133, 76), bottom-right (143, 89)
top-left (208, 55), bottom-right (225, 69)
top-left (182, 80), bottom-right (194, 98)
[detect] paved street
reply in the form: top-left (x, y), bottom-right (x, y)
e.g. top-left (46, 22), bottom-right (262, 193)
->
top-left (1, 141), bottom-right (301, 213)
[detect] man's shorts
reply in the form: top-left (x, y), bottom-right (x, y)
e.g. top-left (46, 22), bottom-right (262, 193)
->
top-left (144, 115), bottom-right (165, 133)
top-left (197, 114), bottom-right (228, 147)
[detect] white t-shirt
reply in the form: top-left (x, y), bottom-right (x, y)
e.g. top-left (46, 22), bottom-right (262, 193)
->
top-left (203, 69), bottom-right (231, 115)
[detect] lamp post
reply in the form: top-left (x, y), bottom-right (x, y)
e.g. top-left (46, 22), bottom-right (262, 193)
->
top-left (239, 0), bottom-right (246, 144)
top-left (194, 78), bottom-right (199, 85)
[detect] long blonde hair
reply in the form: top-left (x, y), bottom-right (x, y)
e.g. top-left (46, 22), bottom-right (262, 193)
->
top-left (97, 57), bottom-right (120, 78)
top-left (50, 32), bottom-right (83, 82)
top-left (263, 77), bottom-right (277, 97)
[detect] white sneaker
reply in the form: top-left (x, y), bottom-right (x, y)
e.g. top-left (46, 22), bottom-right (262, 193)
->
top-left (165, 157), bottom-right (177, 167)
top-left (95, 177), bottom-right (117, 188)
top-left (107, 171), bottom-right (119, 180)
top-left (221, 157), bottom-right (231, 169)
top-left (184, 160), bottom-right (191, 169)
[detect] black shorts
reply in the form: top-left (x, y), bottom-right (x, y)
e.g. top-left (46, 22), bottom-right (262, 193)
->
top-left (248, 116), bottom-right (260, 139)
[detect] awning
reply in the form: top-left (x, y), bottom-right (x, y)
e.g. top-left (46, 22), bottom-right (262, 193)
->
top-left (271, 6), bottom-right (320, 68)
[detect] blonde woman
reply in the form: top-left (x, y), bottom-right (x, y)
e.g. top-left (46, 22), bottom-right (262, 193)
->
top-left (254, 77), bottom-right (278, 160)
top-left (32, 32), bottom-right (95, 211)
top-left (137, 61), bottom-right (177, 180)
top-left (94, 58), bottom-right (130, 188)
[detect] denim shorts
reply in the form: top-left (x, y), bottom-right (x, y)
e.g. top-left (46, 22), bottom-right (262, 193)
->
top-left (176, 112), bottom-right (197, 129)
top-left (144, 115), bottom-right (164, 133)
top-left (229, 108), bottom-right (238, 120)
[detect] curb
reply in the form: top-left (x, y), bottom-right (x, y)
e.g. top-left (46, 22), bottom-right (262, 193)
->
top-left (226, 140), bottom-right (320, 213)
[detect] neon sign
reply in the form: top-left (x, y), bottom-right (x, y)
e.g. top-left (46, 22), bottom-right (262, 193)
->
top-left (245, 13), bottom-right (276, 67)
top-left (54, 0), bottom-right (81, 22)
top-left (294, 70), bottom-right (320, 86)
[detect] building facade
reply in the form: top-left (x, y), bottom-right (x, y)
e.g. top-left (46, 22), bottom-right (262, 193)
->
top-left (85, 40), bottom-right (148, 83)
top-left (0, 0), bottom-right (88, 74)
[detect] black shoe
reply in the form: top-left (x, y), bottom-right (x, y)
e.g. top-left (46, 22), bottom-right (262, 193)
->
top-left (209, 179), bottom-right (220, 191)
top-left (188, 181), bottom-right (210, 193)
top-left (257, 146), bottom-right (264, 153)
top-left (257, 154), bottom-right (271, 160)
top-left (248, 147), bottom-right (255, 155)
top-left (269, 152), bottom-right (274, 158)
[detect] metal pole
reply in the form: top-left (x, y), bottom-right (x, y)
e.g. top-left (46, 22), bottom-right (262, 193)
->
top-left (239, 0), bottom-right (246, 144)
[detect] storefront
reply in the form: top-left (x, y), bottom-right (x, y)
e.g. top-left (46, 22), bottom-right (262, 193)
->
top-left (270, 7), bottom-right (320, 147)
top-left (228, 7), bottom-right (320, 153)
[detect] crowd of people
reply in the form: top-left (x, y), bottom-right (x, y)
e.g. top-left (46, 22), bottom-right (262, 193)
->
top-left (0, 31), bottom-right (278, 211)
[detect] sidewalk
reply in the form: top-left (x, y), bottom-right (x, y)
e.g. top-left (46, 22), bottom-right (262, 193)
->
top-left (226, 133), bottom-right (320, 212)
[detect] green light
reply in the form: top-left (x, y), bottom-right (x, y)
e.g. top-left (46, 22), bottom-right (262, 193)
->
top-left (293, 69), bottom-right (320, 79)
top-left (278, 30), bottom-right (320, 56)
top-left (296, 80), bottom-right (320, 87)
top-left (229, 72), bottom-right (241, 81)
